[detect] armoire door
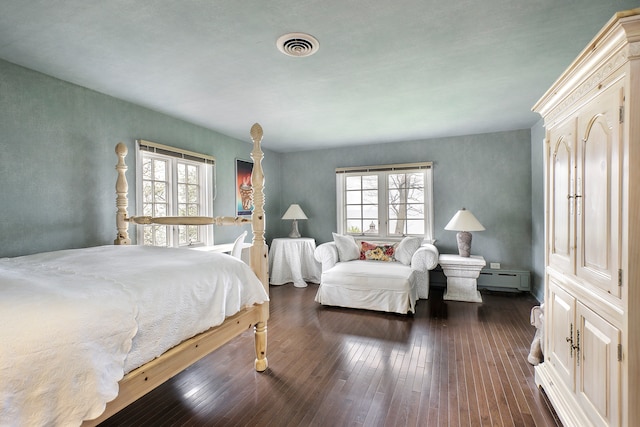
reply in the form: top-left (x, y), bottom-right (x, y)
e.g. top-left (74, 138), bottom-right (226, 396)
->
top-left (547, 118), bottom-right (576, 274)
top-left (546, 277), bottom-right (576, 392)
top-left (575, 80), bottom-right (623, 298)
top-left (575, 302), bottom-right (621, 427)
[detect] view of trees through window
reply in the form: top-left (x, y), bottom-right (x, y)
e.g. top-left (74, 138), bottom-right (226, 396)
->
top-left (139, 147), bottom-right (212, 247)
top-left (141, 156), bottom-right (169, 246)
top-left (176, 162), bottom-right (200, 245)
top-left (388, 172), bottom-right (425, 235)
top-left (340, 164), bottom-right (432, 239)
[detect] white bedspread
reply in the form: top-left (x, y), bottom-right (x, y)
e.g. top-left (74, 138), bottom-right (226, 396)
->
top-left (0, 245), bottom-right (268, 426)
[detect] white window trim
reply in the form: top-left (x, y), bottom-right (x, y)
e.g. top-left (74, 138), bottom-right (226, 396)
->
top-left (135, 140), bottom-right (215, 247)
top-left (336, 162), bottom-right (434, 243)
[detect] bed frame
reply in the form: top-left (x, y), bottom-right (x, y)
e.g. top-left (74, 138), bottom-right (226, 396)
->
top-left (84, 123), bottom-right (269, 425)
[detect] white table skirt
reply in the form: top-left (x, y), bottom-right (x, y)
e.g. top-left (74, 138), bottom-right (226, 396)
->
top-left (269, 237), bottom-right (321, 287)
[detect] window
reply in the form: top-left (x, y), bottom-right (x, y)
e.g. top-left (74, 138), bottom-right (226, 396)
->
top-left (336, 162), bottom-right (433, 241)
top-left (136, 140), bottom-right (215, 247)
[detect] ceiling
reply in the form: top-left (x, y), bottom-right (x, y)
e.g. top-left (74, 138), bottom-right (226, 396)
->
top-left (1, 1), bottom-right (638, 152)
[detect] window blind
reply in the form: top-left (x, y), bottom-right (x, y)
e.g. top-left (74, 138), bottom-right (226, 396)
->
top-left (335, 162), bottom-right (432, 174)
top-left (137, 139), bottom-right (215, 165)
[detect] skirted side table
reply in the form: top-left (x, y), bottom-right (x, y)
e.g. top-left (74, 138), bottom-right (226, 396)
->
top-left (269, 237), bottom-right (321, 287)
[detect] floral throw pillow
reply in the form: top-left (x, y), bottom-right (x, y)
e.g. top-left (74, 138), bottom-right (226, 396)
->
top-left (360, 241), bottom-right (395, 262)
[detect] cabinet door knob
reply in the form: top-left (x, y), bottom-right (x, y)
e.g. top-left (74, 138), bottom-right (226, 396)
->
top-left (566, 323), bottom-right (574, 357)
top-left (573, 330), bottom-right (581, 366)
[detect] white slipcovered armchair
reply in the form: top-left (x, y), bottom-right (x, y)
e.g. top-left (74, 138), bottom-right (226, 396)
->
top-left (313, 235), bottom-right (439, 314)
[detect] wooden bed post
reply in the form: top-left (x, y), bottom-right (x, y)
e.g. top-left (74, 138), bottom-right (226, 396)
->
top-left (249, 123), bottom-right (269, 372)
top-left (114, 142), bottom-right (131, 245)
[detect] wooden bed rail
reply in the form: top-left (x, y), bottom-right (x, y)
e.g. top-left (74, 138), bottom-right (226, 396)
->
top-left (127, 215), bottom-right (250, 226)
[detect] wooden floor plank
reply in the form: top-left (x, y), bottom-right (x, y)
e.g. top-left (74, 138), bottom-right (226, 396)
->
top-left (99, 285), bottom-right (559, 427)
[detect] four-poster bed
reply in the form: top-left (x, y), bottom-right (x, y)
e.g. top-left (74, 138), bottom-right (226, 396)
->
top-left (87, 123), bottom-right (270, 425)
top-left (0, 124), bottom-right (269, 426)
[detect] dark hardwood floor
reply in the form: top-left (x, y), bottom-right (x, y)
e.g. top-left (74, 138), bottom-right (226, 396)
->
top-left (100, 284), bottom-right (560, 427)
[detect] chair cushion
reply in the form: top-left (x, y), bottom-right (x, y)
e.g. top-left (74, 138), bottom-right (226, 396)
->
top-left (316, 260), bottom-right (418, 313)
top-left (322, 260), bottom-right (413, 291)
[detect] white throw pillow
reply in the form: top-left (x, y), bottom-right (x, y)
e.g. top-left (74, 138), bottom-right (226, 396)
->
top-left (394, 236), bottom-right (423, 265)
top-left (332, 232), bottom-right (360, 261)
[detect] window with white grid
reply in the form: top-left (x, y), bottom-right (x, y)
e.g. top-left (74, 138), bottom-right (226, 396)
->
top-left (336, 162), bottom-right (433, 241)
top-left (136, 140), bottom-right (214, 247)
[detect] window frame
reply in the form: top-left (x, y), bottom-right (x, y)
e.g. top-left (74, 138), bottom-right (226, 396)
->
top-left (135, 140), bottom-right (215, 247)
top-left (336, 162), bottom-right (434, 242)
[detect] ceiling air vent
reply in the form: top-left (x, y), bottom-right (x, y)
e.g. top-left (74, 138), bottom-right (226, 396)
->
top-left (276, 33), bottom-right (319, 57)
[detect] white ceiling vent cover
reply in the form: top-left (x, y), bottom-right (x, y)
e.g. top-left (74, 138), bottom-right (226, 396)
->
top-left (277, 33), bottom-right (319, 57)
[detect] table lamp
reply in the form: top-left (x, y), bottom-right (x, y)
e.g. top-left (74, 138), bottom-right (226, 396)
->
top-left (444, 208), bottom-right (485, 257)
top-left (282, 204), bottom-right (308, 238)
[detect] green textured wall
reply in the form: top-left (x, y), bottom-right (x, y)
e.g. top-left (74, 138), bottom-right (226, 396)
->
top-left (278, 130), bottom-right (533, 271)
top-left (0, 59), bottom-right (282, 257)
top-left (530, 119), bottom-right (546, 302)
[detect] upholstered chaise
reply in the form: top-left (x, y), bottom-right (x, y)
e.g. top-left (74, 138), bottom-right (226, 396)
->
top-left (314, 235), bottom-right (439, 314)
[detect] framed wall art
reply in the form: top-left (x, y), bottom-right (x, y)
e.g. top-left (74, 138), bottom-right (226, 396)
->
top-left (235, 159), bottom-right (254, 216)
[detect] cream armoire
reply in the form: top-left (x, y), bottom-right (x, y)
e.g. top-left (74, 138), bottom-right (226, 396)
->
top-left (532, 8), bottom-right (640, 427)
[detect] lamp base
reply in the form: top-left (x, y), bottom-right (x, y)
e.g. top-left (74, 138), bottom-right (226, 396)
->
top-left (288, 219), bottom-right (301, 238)
top-left (456, 231), bottom-right (472, 257)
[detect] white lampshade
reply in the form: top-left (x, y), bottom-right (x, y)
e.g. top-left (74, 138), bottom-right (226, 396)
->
top-left (444, 208), bottom-right (485, 232)
top-left (281, 204), bottom-right (308, 220)
top-left (282, 204), bottom-right (307, 238)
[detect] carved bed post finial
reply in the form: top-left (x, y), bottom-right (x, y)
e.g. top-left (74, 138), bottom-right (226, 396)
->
top-left (114, 142), bottom-right (131, 245)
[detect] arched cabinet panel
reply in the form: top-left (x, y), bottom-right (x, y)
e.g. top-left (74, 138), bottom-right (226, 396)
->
top-left (547, 122), bottom-right (576, 274)
top-left (576, 84), bottom-right (622, 298)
